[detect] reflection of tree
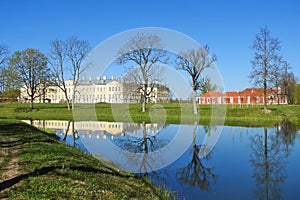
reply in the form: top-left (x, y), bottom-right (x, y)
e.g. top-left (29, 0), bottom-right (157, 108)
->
top-left (176, 121), bottom-right (217, 191)
top-left (62, 121), bottom-right (80, 147)
top-left (249, 121), bottom-right (297, 200)
top-left (112, 122), bottom-right (169, 173)
top-left (275, 120), bottom-right (298, 154)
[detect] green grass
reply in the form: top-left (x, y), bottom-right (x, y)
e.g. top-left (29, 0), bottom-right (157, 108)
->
top-left (0, 119), bottom-right (171, 199)
top-left (0, 102), bottom-right (300, 127)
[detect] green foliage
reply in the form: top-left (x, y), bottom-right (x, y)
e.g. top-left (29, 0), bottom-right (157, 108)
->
top-left (9, 48), bottom-right (51, 109)
top-left (293, 84), bottom-right (300, 104)
top-left (0, 89), bottom-right (20, 99)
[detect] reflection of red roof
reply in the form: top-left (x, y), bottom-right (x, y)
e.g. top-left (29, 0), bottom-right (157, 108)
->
top-left (201, 92), bottom-right (224, 97)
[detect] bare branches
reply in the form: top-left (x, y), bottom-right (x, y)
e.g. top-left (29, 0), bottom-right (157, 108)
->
top-left (176, 45), bottom-right (216, 115)
top-left (66, 37), bottom-right (91, 83)
top-left (66, 37), bottom-right (91, 110)
top-left (249, 26), bottom-right (282, 111)
top-left (118, 33), bottom-right (168, 112)
top-left (176, 46), bottom-right (216, 91)
top-left (0, 44), bottom-right (9, 68)
top-left (0, 44), bottom-right (9, 92)
top-left (49, 37), bottom-right (91, 109)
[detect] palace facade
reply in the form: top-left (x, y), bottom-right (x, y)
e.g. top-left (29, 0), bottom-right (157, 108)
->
top-left (19, 76), bottom-right (170, 104)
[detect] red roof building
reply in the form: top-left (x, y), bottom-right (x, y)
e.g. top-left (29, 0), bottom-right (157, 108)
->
top-left (199, 88), bottom-right (288, 105)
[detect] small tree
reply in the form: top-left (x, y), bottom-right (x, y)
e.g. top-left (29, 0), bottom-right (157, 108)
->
top-left (280, 61), bottom-right (297, 104)
top-left (117, 33), bottom-right (168, 112)
top-left (249, 26), bottom-right (281, 112)
top-left (200, 77), bottom-right (218, 95)
top-left (176, 46), bottom-right (217, 115)
top-left (9, 48), bottom-right (50, 110)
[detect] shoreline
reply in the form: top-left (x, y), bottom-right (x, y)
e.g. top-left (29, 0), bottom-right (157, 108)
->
top-left (0, 103), bottom-right (299, 127)
top-left (0, 119), bottom-right (171, 199)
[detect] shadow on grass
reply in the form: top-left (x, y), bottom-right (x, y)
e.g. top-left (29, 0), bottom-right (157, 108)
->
top-left (0, 122), bottom-right (58, 141)
top-left (0, 165), bottom-right (133, 192)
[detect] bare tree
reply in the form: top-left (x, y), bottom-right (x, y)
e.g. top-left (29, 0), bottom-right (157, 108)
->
top-left (9, 48), bottom-right (50, 110)
top-left (270, 58), bottom-right (284, 104)
top-left (249, 26), bottom-right (282, 112)
top-left (49, 37), bottom-right (91, 110)
top-left (66, 37), bottom-right (91, 110)
top-left (117, 33), bottom-right (168, 112)
top-left (0, 44), bottom-right (9, 92)
top-left (176, 46), bottom-right (217, 115)
top-left (280, 61), bottom-right (297, 104)
top-left (49, 39), bottom-right (71, 109)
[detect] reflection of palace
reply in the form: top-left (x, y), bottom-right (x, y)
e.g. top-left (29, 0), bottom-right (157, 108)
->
top-left (22, 120), bottom-right (163, 136)
top-left (19, 76), bottom-right (170, 104)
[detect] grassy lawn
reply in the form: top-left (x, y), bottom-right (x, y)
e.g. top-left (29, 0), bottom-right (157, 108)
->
top-left (0, 119), bottom-right (171, 199)
top-left (0, 102), bottom-right (299, 126)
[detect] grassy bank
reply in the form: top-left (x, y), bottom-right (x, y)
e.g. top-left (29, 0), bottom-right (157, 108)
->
top-left (0, 103), bottom-right (300, 126)
top-left (0, 119), bottom-right (171, 199)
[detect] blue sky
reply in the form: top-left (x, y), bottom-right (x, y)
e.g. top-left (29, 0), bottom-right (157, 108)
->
top-left (1, 0), bottom-right (299, 92)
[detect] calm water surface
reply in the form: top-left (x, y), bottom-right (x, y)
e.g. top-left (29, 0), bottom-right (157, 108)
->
top-left (25, 120), bottom-right (300, 200)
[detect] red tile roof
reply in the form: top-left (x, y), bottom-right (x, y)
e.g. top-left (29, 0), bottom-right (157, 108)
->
top-left (201, 92), bottom-right (224, 97)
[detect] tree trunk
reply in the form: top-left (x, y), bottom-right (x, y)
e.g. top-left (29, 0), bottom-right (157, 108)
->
top-left (192, 90), bottom-right (198, 115)
top-left (72, 85), bottom-right (76, 110)
top-left (67, 99), bottom-right (71, 110)
top-left (142, 97), bottom-right (146, 112)
top-left (263, 78), bottom-right (267, 112)
top-left (30, 98), bottom-right (33, 110)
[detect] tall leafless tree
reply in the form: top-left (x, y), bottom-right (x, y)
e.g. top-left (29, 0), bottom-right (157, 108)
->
top-left (49, 37), bottom-right (91, 110)
top-left (176, 46), bottom-right (217, 115)
top-left (117, 33), bottom-right (168, 112)
top-left (66, 37), bottom-right (91, 110)
top-left (249, 26), bottom-right (282, 112)
top-left (9, 48), bottom-right (50, 110)
top-left (0, 44), bottom-right (9, 92)
top-left (49, 39), bottom-right (71, 109)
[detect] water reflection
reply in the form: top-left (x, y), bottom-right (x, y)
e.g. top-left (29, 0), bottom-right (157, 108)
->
top-left (110, 122), bottom-right (169, 173)
top-left (176, 121), bottom-right (217, 191)
top-left (22, 119), bottom-right (300, 199)
top-left (249, 120), bottom-right (298, 200)
top-left (111, 122), bottom-right (168, 153)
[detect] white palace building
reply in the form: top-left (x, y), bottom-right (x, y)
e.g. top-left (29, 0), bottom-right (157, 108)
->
top-left (20, 76), bottom-right (170, 104)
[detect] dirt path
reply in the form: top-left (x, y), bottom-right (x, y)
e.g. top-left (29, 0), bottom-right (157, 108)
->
top-left (0, 137), bottom-right (22, 195)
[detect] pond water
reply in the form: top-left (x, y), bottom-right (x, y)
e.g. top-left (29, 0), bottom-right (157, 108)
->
top-left (23, 120), bottom-right (300, 200)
